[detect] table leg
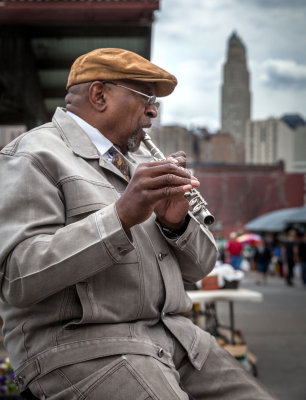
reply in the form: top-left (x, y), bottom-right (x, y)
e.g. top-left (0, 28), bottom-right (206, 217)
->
top-left (229, 301), bottom-right (235, 344)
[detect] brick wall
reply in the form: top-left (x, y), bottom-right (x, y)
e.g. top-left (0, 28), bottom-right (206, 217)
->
top-left (191, 163), bottom-right (305, 237)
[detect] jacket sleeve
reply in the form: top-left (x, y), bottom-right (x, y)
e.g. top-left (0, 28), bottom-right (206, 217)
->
top-left (157, 216), bottom-right (218, 283)
top-left (0, 154), bottom-right (134, 308)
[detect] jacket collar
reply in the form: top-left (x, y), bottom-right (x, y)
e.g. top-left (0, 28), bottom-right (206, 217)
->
top-left (52, 107), bottom-right (153, 182)
top-left (52, 108), bottom-right (123, 180)
top-left (52, 107), bottom-right (100, 160)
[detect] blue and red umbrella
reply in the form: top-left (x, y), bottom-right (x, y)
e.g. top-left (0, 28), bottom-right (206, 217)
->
top-left (237, 233), bottom-right (262, 246)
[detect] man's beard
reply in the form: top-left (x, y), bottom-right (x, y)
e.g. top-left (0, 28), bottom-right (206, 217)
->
top-left (127, 126), bottom-right (142, 152)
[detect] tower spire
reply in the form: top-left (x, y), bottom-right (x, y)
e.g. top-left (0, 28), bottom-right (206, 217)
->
top-left (221, 31), bottom-right (251, 148)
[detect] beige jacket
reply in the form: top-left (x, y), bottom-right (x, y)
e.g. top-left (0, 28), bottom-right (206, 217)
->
top-left (0, 108), bottom-right (217, 392)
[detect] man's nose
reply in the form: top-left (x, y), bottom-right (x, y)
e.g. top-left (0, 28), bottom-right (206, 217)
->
top-left (145, 103), bottom-right (158, 118)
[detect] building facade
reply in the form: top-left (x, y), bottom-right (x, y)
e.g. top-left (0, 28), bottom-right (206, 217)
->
top-left (221, 31), bottom-right (251, 149)
top-left (150, 125), bottom-right (196, 162)
top-left (192, 164), bottom-right (304, 237)
top-left (198, 132), bottom-right (244, 164)
top-left (245, 114), bottom-right (306, 173)
top-left (150, 125), bottom-right (245, 165)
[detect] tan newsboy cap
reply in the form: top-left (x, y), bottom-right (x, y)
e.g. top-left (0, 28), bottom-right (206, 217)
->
top-left (66, 48), bottom-right (177, 97)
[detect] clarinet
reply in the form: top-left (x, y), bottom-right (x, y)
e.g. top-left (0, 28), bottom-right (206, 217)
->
top-left (142, 133), bottom-right (215, 226)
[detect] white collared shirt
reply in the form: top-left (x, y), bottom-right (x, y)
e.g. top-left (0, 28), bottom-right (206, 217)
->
top-left (66, 110), bottom-right (113, 160)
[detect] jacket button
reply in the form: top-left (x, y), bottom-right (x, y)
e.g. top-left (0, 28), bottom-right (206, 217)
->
top-left (158, 348), bottom-right (164, 358)
top-left (158, 252), bottom-right (167, 261)
top-left (17, 375), bottom-right (25, 385)
top-left (161, 311), bottom-right (165, 319)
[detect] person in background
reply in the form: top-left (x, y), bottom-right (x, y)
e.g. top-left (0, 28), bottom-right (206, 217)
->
top-left (297, 232), bottom-right (306, 287)
top-left (215, 232), bottom-right (227, 263)
top-left (242, 243), bottom-right (255, 271)
top-left (226, 231), bottom-right (243, 270)
top-left (282, 230), bottom-right (298, 286)
top-left (272, 241), bottom-right (284, 277)
top-left (254, 240), bottom-right (272, 285)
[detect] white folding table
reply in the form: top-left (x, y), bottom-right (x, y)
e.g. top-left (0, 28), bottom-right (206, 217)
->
top-left (186, 289), bottom-right (263, 344)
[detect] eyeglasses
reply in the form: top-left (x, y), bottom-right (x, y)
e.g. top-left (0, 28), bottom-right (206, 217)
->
top-left (102, 81), bottom-right (160, 109)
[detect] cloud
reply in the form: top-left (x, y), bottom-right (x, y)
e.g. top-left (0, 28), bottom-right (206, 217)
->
top-left (259, 59), bottom-right (306, 90)
top-left (156, 58), bottom-right (222, 130)
top-left (250, 59), bottom-right (306, 119)
top-left (243, 0), bottom-right (306, 9)
top-left (151, 0), bottom-right (306, 129)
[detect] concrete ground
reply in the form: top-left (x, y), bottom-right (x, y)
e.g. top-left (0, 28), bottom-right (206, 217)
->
top-left (213, 270), bottom-right (306, 400)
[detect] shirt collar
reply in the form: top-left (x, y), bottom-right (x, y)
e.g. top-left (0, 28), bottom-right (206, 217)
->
top-left (66, 111), bottom-right (113, 156)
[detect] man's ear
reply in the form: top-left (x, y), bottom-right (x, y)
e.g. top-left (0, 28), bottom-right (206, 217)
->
top-left (88, 81), bottom-right (107, 112)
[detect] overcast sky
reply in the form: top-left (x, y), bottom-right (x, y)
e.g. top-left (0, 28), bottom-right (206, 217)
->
top-left (151, 0), bottom-right (306, 131)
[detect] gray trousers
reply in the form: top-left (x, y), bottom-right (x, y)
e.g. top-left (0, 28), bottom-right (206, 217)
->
top-left (29, 337), bottom-right (276, 400)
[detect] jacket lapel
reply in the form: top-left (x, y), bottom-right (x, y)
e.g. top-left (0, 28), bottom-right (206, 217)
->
top-left (52, 107), bottom-right (154, 183)
top-left (52, 108), bottom-right (128, 181)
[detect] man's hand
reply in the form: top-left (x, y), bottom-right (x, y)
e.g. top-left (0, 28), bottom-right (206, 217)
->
top-left (154, 151), bottom-right (198, 230)
top-left (115, 158), bottom-right (199, 232)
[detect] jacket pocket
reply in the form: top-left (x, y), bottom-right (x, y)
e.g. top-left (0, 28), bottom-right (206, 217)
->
top-left (60, 177), bottom-right (118, 220)
top-left (62, 245), bottom-right (141, 329)
top-left (78, 259), bottom-right (143, 324)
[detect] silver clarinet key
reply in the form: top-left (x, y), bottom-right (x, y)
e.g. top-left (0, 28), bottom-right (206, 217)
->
top-left (143, 134), bottom-right (215, 226)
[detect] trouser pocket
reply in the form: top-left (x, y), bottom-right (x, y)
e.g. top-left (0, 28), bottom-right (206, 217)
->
top-left (81, 357), bottom-right (153, 400)
top-left (29, 356), bottom-right (154, 400)
top-left (29, 355), bottom-right (188, 400)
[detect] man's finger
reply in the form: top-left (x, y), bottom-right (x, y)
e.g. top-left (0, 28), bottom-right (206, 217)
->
top-left (138, 161), bottom-right (192, 179)
top-left (138, 174), bottom-right (199, 190)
